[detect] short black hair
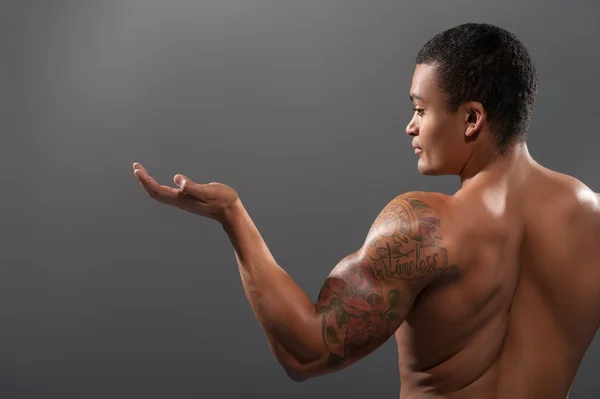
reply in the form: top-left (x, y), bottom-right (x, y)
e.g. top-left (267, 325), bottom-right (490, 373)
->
top-left (416, 23), bottom-right (538, 152)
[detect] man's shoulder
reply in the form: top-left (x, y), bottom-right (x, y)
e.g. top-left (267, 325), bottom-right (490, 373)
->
top-left (387, 191), bottom-right (453, 212)
top-left (370, 191), bottom-right (457, 251)
top-left (381, 191), bottom-right (507, 256)
top-left (536, 173), bottom-right (600, 223)
top-left (382, 191), bottom-right (456, 229)
top-left (560, 184), bottom-right (600, 235)
top-left (532, 167), bottom-right (599, 213)
top-left (521, 172), bottom-right (600, 266)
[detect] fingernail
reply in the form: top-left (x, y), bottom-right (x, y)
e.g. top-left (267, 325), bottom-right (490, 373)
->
top-left (175, 175), bottom-right (183, 186)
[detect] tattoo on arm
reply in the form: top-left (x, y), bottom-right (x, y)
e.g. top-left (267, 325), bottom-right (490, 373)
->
top-left (315, 193), bottom-right (454, 369)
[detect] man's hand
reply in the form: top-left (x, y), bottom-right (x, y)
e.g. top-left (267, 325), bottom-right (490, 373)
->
top-left (133, 162), bottom-right (240, 223)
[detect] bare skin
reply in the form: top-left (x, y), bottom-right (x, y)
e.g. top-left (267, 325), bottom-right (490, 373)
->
top-left (133, 63), bottom-right (600, 398)
top-left (392, 159), bottom-right (600, 399)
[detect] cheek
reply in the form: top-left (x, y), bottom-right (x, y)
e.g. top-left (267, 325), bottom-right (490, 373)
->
top-left (419, 117), bottom-right (444, 147)
top-left (421, 112), bottom-right (458, 147)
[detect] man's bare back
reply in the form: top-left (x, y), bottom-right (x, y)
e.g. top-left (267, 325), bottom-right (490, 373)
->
top-left (395, 161), bottom-right (600, 398)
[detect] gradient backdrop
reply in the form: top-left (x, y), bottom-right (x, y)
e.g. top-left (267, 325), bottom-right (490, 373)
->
top-left (4, 1), bottom-right (600, 398)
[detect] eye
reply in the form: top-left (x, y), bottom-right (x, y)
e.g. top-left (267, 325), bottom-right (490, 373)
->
top-left (413, 108), bottom-right (424, 116)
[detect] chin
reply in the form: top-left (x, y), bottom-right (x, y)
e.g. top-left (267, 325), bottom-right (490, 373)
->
top-left (417, 159), bottom-right (434, 175)
top-left (417, 160), bottom-right (445, 176)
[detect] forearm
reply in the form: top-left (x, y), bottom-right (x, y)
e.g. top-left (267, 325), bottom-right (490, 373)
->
top-left (220, 199), bottom-right (325, 370)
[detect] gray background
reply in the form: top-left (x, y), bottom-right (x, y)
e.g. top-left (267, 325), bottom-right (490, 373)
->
top-left (3, 0), bottom-right (600, 398)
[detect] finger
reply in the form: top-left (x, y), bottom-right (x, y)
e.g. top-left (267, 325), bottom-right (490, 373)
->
top-left (147, 183), bottom-right (182, 206)
top-left (174, 174), bottom-right (213, 201)
top-left (134, 166), bottom-right (180, 205)
top-left (133, 163), bottom-right (159, 190)
top-left (133, 164), bottom-right (158, 190)
top-left (133, 162), bottom-right (147, 174)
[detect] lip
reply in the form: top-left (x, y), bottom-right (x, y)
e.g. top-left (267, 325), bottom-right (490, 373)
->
top-left (414, 148), bottom-right (422, 155)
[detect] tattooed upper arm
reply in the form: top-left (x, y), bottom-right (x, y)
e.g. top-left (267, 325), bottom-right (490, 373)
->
top-left (313, 192), bottom-right (453, 373)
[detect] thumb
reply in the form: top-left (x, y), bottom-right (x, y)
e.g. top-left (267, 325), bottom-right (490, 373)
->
top-left (174, 174), bottom-right (208, 199)
top-left (174, 174), bottom-right (191, 190)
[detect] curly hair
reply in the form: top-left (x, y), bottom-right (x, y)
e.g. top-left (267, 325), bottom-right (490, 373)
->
top-left (416, 23), bottom-right (539, 152)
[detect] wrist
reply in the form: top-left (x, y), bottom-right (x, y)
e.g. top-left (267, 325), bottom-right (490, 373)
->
top-left (220, 197), bottom-right (245, 226)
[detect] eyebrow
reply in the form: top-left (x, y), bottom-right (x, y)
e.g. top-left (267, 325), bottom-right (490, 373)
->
top-left (409, 93), bottom-right (423, 102)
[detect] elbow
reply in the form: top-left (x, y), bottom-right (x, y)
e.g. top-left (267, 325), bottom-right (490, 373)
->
top-left (281, 355), bottom-right (327, 382)
top-left (272, 342), bottom-right (328, 382)
top-left (285, 367), bottom-right (310, 382)
top-left (282, 363), bottom-right (316, 382)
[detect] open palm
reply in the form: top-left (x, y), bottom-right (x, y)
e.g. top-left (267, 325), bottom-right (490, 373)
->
top-left (133, 162), bottom-right (239, 222)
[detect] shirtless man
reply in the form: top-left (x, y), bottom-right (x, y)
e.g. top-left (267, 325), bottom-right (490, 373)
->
top-left (132, 23), bottom-right (600, 398)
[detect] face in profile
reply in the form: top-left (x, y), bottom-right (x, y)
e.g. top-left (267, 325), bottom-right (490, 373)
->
top-left (406, 64), bottom-right (470, 176)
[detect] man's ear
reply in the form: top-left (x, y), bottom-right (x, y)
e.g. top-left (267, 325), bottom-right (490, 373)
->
top-left (464, 102), bottom-right (485, 142)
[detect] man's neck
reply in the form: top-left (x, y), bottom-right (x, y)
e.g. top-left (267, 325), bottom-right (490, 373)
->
top-left (459, 141), bottom-right (533, 189)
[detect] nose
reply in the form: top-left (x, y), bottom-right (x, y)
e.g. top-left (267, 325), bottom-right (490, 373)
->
top-left (406, 115), bottom-right (418, 137)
